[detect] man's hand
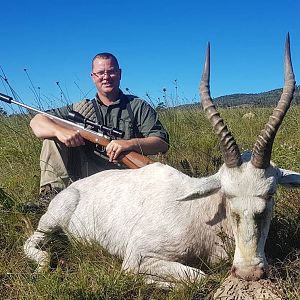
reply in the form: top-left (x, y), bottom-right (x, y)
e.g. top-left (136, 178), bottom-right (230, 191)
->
top-left (106, 140), bottom-right (133, 162)
top-left (106, 136), bottom-right (168, 162)
top-left (55, 128), bottom-right (85, 147)
top-left (30, 114), bottom-right (85, 147)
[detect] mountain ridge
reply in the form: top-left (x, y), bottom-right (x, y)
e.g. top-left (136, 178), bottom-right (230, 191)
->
top-left (213, 86), bottom-right (300, 107)
top-left (168, 86), bottom-right (300, 110)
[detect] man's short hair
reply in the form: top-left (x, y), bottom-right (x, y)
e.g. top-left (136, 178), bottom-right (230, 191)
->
top-left (92, 53), bottom-right (120, 69)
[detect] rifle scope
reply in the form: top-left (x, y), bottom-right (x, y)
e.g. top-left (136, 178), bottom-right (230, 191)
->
top-left (67, 111), bottom-right (124, 139)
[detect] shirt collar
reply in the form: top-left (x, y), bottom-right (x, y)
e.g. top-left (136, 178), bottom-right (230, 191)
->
top-left (95, 89), bottom-right (125, 107)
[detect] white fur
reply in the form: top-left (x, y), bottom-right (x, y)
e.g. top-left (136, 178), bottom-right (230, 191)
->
top-left (24, 156), bottom-right (300, 285)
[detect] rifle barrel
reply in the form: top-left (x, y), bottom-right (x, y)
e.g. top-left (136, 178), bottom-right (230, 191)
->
top-left (0, 92), bottom-right (154, 169)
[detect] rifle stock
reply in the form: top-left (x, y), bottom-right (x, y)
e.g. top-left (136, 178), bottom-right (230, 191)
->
top-left (50, 116), bottom-right (153, 169)
top-left (0, 92), bottom-right (154, 169)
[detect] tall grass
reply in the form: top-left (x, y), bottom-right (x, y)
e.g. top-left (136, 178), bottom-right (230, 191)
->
top-left (0, 105), bottom-right (300, 299)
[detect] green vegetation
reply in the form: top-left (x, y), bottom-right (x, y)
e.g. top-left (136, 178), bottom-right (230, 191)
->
top-left (0, 105), bottom-right (299, 299)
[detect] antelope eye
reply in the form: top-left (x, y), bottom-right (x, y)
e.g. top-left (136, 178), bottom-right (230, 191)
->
top-left (254, 210), bottom-right (267, 222)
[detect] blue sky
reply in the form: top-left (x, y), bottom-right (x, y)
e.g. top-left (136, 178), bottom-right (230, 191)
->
top-left (1, 0), bottom-right (300, 112)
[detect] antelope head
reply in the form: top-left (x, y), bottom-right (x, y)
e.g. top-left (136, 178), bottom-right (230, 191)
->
top-left (200, 33), bottom-right (299, 280)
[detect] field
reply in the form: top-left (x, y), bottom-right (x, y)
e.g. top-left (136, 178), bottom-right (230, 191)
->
top-left (0, 105), bottom-right (299, 299)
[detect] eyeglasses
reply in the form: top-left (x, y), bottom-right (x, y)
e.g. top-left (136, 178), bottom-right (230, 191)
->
top-left (91, 69), bottom-right (119, 78)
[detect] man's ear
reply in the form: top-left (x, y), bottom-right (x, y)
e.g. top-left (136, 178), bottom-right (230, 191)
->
top-left (176, 173), bottom-right (221, 201)
top-left (278, 168), bottom-right (300, 188)
top-left (91, 73), bottom-right (96, 84)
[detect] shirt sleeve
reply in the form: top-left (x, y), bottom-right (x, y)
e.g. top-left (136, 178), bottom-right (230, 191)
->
top-left (45, 104), bottom-right (73, 119)
top-left (134, 99), bottom-right (169, 144)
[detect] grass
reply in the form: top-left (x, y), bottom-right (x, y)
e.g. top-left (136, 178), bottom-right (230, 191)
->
top-left (0, 104), bottom-right (300, 299)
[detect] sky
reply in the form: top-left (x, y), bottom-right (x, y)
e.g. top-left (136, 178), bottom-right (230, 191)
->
top-left (1, 0), bottom-right (300, 113)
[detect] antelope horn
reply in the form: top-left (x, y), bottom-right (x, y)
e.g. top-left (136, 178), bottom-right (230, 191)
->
top-left (200, 43), bottom-right (242, 168)
top-left (251, 33), bottom-right (296, 169)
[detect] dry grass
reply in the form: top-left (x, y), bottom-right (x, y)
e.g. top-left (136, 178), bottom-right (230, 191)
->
top-left (1, 105), bottom-right (300, 299)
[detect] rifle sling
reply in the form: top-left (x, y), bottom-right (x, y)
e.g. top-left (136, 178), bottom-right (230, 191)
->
top-left (91, 98), bottom-right (104, 130)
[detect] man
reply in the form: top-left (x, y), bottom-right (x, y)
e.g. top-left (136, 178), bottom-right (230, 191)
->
top-left (29, 53), bottom-right (169, 204)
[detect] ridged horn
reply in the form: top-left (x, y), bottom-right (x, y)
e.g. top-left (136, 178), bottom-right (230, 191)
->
top-left (251, 33), bottom-right (296, 169)
top-left (200, 43), bottom-right (242, 168)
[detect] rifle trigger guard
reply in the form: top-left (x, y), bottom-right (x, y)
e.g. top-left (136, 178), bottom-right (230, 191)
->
top-left (95, 144), bottom-right (106, 154)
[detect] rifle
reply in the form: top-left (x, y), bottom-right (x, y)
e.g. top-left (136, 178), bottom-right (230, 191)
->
top-left (0, 92), bottom-right (154, 169)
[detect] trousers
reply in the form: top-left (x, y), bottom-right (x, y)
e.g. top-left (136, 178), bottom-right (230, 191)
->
top-left (39, 139), bottom-right (122, 191)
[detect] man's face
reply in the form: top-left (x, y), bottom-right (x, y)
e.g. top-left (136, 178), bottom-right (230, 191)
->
top-left (91, 57), bottom-right (121, 99)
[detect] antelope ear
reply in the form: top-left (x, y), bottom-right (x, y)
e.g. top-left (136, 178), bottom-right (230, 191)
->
top-left (278, 168), bottom-right (300, 188)
top-left (176, 173), bottom-right (221, 201)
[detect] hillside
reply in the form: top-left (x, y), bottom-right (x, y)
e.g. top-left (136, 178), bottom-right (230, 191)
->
top-left (169, 86), bottom-right (300, 110)
top-left (214, 86), bottom-right (300, 107)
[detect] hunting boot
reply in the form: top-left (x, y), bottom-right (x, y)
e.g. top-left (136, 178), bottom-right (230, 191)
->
top-left (22, 184), bottom-right (62, 213)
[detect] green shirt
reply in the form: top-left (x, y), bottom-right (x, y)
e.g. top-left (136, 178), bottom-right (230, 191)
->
top-left (50, 90), bottom-right (169, 163)
top-left (53, 90), bottom-right (169, 143)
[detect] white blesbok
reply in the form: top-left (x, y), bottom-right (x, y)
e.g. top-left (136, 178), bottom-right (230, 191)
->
top-left (24, 34), bottom-right (300, 286)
